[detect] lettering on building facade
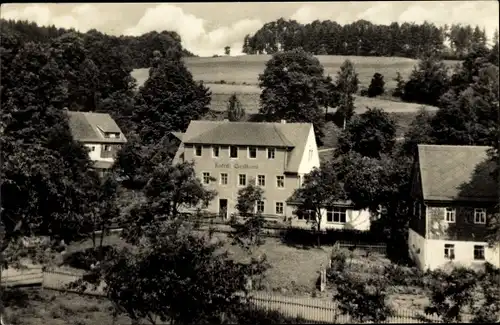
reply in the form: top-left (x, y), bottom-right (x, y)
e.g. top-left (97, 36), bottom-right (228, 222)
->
top-left (215, 163), bottom-right (258, 169)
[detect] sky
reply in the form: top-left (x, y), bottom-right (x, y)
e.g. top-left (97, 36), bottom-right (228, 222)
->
top-left (1, 2), bottom-right (499, 57)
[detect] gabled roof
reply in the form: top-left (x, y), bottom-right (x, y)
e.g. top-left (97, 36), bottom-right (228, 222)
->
top-left (417, 144), bottom-right (497, 202)
top-left (66, 111), bottom-right (127, 144)
top-left (180, 120), bottom-right (313, 174)
top-left (182, 120), bottom-right (302, 147)
top-left (169, 132), bottom-right (184, 142)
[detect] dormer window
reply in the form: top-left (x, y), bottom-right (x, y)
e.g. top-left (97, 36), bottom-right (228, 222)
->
top-left (104, 132), bottom-right (120, 138)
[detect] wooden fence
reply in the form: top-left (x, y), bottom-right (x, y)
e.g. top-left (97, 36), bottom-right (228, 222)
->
top-left (1, 268), bottom-right (452, 324)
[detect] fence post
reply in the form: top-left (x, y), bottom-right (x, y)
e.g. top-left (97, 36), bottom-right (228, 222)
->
top-left (319, 269), bottom-right (326, 292)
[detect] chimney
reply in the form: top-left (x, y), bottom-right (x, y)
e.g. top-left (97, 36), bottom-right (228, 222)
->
top-left (281, 120), bottom-right (287, 124)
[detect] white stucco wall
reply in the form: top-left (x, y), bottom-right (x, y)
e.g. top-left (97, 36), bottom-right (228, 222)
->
top-left (409, 228), bottom-right (500, 271)
top-left (408, 229), bottom-right (426, 271)
top-left (297, 126), bottom-right (321, 174)
top-left (286, 205), bottom-right (371, 231)
top-left (424, 239), bottom-right (500, 271)
top-left (84, 143), bottom-right (114, 162)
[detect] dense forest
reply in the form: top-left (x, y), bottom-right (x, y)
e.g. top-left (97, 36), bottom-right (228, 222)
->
top-left (242, 18), bottom-right (498, 60)
top-left (0, 19), bottom-right (195, 69)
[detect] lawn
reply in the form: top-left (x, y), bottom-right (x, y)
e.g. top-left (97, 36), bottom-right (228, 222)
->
top-left (2, 288), bottom-right (145, 325)
top-left (132, 55), bottom-right (459, 89)
top-left (63, 233), bottom-right (333, 296)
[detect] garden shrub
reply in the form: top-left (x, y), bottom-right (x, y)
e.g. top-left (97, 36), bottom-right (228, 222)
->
top-left (383, 264), bottom-right (424, 287)
top-left (333, 273), bottom-right (393, 323)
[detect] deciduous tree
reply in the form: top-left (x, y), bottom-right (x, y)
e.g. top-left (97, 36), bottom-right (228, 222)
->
top-left (120, 161), bottom-right (216, 243)
top-left (402, 55), bottom-right (451, 106)
top-left (337, 152), bottom-right (413, 260)
top-left (230, 182), bottom-right (266, 251)
top-left (226, 93), bottom-right (246, 121)
top-left (431, 64), bottom-right (499, 146)
top-left (292, 163), bottom-right (346, 247)
top-left (336, 59), bottom-right (359, 129)
top-left (336, 107), bottom-right (397, 159)
top-left (402, 107), bottom-right (436, 156)
top-left (424, 268), bottom-right (478, 323)
top-left (258, 48), bottom-right (330, 144)
top-left (73, 221), bottom-right (267, 325)
top-left (332, 273), bottom-right (393, 323)
top-left (1, 41), bottom-right (98, 244)
top-left (132, 52), bottom-right (211, 144)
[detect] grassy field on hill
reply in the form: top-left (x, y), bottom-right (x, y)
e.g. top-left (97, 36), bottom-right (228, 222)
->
top-left (131, 55), bottom-right (445, 144)
top-left (132, 55), bottom-right (445, 114)
top-left (207, 84), bottom-right (437, 114)
top-left (132, 55), bottom-right (459, 89)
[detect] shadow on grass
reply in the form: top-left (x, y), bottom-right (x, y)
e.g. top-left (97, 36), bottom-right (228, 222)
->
top-left (2, 287), bottom-right (42, 309)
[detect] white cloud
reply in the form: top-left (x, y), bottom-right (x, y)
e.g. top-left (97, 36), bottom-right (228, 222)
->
top-left (124, 4), bottom-right (262, 56)
top-left (1, 4), bottom-right (108, 33)
top-left (1, 4), bottom-right (52, 26)
top-left (1, 2), bottom-right (498, 56)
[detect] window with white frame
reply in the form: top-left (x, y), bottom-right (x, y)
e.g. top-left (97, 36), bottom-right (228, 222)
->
top-left (474, 208), bottom-right (486, 224)
top-left (444, 208), bottom-right (456, 223)
top-left (212, 146), bottom-right (219, 158)
top-left (202, 172), bottom-right (211, 184)
top-left (297, 209), bottom-right (314, 221)
top-left (474, 245), bottom-right (485, 260)
top-left (276, 175), bottom-right (285, 188)
top-left (444, 244), bottom-right (455, 260)
top-left (238, 174), bottom-right (247, 186)
top-left (326, 207), bottom-right (347, 223)
top-left (256, 200), bottom-right (265, 214)
top-left (275, 202), bottom-right (284, 215)
top-left (90, 146), bottom-right (95, 152)
top-left (308, 149), bottom-right (313, 161)
top-left (257, 175), bottom-right (266, 187)
top-left (104, 144), bottom-right (112, 152)
top-left (248, 146), bottom-right (257, 159)
top-left (267, 148), bottom-right (275, 159)
top-left (230, 146), bottom-right (238, 158)
top-left (220, 173), bottom-right (228, 185)
top-left (195, 145), bottom-right (202, 157)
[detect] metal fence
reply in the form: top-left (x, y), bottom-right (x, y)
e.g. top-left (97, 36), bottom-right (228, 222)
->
top-left (1, 268), bottom-right (450, 324)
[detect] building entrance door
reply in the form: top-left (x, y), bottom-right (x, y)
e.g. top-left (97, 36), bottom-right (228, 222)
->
top-left (219, 199), bottom-right (228, 219)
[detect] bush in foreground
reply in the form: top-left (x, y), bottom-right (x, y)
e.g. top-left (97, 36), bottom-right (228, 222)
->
top-left (234, 307), bottom-right (308, 324)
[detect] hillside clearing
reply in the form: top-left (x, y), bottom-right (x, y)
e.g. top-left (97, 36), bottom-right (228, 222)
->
top-left (207, 87), bottom-right (437, 114)
top-left (132, 55), bottom-right (459, 89)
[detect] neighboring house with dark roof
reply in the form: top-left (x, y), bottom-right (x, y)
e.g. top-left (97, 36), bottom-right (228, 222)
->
top-left (172, 119), bottom-right (320, 218)
top-left (409, 144), bottom-right (499, 271)
top-left (66, 110), bottom-right (127, 175)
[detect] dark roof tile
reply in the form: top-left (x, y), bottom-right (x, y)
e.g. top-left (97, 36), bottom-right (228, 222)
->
top-left (417, 144), bottom-right (497, 202)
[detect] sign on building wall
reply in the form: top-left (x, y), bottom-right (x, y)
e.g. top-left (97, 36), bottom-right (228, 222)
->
top-left (215, 163), bottom-right (258, 169)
